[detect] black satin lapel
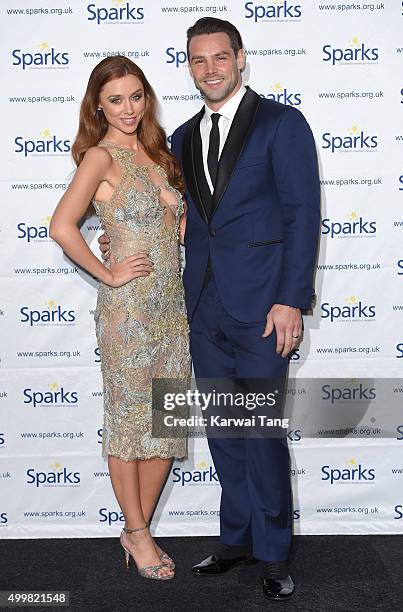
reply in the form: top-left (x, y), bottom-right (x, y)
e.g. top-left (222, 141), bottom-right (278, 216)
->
top-left (211, 88), bottom-right (261, 217)
top-left (181, 109), bottom-right (208, 223)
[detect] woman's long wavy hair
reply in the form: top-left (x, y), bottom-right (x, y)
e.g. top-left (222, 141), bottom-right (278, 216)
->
top-left (71, 56), bottom-right (184, 192)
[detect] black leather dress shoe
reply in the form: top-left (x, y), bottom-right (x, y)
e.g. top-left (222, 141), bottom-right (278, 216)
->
top-left (191, 549), bottom-right (254, 576)
top-left (261, 575), bottom-right (295, 601)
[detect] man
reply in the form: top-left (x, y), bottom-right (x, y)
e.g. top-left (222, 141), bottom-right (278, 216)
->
top-left (172, 17), bottom-right (320, 602)
top-left (100, 17), bottom-right (320, 602)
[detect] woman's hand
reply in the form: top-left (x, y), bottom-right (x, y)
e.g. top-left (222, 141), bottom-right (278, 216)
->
top-left (105, 253), bottom-right (154, 288)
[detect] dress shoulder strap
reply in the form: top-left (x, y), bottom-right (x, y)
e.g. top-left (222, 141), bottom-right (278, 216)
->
top-left (97, 140), bottom-right (134, 168)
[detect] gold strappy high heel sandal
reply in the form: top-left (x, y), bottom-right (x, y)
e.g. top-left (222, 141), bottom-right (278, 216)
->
top-left (156, 546), bottom-right (175, 570)
top-left (145, 521), bottom-right (175, 570)
top-left (120, 525), bottom-right (174, 580)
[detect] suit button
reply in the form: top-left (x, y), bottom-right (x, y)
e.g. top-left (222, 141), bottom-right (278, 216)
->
top-left (209, 229), bottom-right (216, 237)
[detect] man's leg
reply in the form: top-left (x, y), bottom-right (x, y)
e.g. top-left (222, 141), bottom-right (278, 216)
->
top-left (217, 301), bottom-right (292, 564)
top-left (189, 277), bottom-right (252, 551)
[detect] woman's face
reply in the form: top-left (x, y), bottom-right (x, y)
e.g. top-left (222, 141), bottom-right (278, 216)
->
top-left (98, 74), bottom-right (146, 136)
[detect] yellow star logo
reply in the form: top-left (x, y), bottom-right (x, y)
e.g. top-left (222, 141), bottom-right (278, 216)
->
top-left (348, 124), bottom-right (359, 135)
top-left (350, 37), bottom-right (360, 47)
top-left (40, 128), bottom-right (51, 139)
top-left (50, 462), bottom-right (62, 470)
top-left (346, 458), bottom-right (357, 467)
top-left (42, 215), bottom-right (52, 225)
top-left (37, 42), bottom-right (49, 50)
top-left (196, 461), bottom-right (209, 470)
top-left (271, 82), bottom-right (284, 93)
top-left (112, 0), bottom-right (124, 5)
top-left (46, 300), bottom-right (57, 308)
top-left (347, 211), bottom-right (358, 220)
top-left (49, 382), bottom-right (59, 391)
top-left (346, 296), bottom-right (358, 305)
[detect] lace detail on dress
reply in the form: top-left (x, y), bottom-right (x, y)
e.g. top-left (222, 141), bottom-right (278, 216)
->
top-left (93, 141), bottom-right (190, 461)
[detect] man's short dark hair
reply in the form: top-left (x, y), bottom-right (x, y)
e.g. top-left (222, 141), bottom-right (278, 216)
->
top-left (186, 17), bottom-right (243, 58)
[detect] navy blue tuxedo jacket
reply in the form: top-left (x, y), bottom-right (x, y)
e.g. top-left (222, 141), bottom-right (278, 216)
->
top-left (171, 87), bottom-right (321, 323)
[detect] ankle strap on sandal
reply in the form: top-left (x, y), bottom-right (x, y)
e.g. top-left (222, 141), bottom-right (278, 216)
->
top-left (122, 523), bottom-right (148, 534)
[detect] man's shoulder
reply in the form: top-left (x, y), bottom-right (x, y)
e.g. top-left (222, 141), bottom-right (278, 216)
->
top-left (257, 97), bottom-right (304, 122)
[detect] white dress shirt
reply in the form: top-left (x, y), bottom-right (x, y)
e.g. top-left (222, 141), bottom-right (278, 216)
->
top-left (200, 85), bottom-right (247, 192)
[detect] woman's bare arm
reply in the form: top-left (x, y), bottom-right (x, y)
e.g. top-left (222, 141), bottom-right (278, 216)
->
top-left (50, 148), bottom-right (153, 286)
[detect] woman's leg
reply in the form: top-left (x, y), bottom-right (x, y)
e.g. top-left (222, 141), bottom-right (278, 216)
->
top-left (138, 458), bottom-right (174, 561)
top-left (138, 457), bottom-right (173, 522)
top-left (108, 455), bottom-right (173, 576)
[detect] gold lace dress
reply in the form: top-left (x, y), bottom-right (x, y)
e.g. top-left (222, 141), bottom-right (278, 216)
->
top-left (93, 142), bottom-right (190, 461)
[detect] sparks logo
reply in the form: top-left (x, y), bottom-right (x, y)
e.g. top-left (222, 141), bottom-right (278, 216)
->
top-left (20, 300), bottom-right (76, 326)
top-left (289, 348), bottom-right (301, 362)
top-left (321, 211), bottom-right (377, 238)
top-left (86, 0), bottom-right (144, 24)
top-left (26, 462), bottom-right (81, 487)
top-left (17, 216), bottom-right (52, 243)
top-left (395, 505), bottom-right (403, 519)
top-left (323, 37), bottom-right (379, 66)
top-left (244, 1), bottom-right (302, 23)
top-left (12, 42), bottom-right (69, 71)
top-left (322, 381), bottom-right (376, 404)
top-left (23, 382), bottom-right (79, 408)
top-left (165, 47), bottom-right (187, 68)
top-left (15, 129), bottom-right (71, 158)
top-left (322, 124), bottom-right (378, 153)
top-left (321, 458), bottom-right (375, 484)
top-left (99, 507), bottom-right (124, 525)
top-left (321, 296), bottom-right (376, 322)
top-left (260, 82), bottom-right (302, 106)
top-left (287, 428), bottom-right (302, 442)
top-left (172, 461), bottom-right (219, 487)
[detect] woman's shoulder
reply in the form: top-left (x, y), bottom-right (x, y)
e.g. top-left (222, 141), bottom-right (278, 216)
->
top-left (82, 145), bottom-right (114, 168)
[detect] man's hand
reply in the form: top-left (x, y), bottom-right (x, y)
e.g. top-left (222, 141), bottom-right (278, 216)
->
top-left (179, 199), bottom-right (187, 246)
top-left (262, 304), bottom-right (302, 357)
top-left (179, 212), bottom-right (186, 246)
top-left (98, 233), bottom-right (111, 260)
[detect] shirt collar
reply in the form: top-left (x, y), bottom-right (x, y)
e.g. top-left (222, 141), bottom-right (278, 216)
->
top-left (204, 85), bottom-right (247, 123)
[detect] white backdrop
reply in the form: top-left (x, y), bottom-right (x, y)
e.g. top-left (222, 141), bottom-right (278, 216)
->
top-left (0, 0), bottom-right (402, 538)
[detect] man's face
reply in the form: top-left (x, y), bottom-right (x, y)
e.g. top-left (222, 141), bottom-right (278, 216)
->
top-left (188, 32), bottom-right (245, 109)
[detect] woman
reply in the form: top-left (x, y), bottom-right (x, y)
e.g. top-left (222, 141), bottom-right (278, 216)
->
top-left (50, 56), bottom-right (190, 580)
